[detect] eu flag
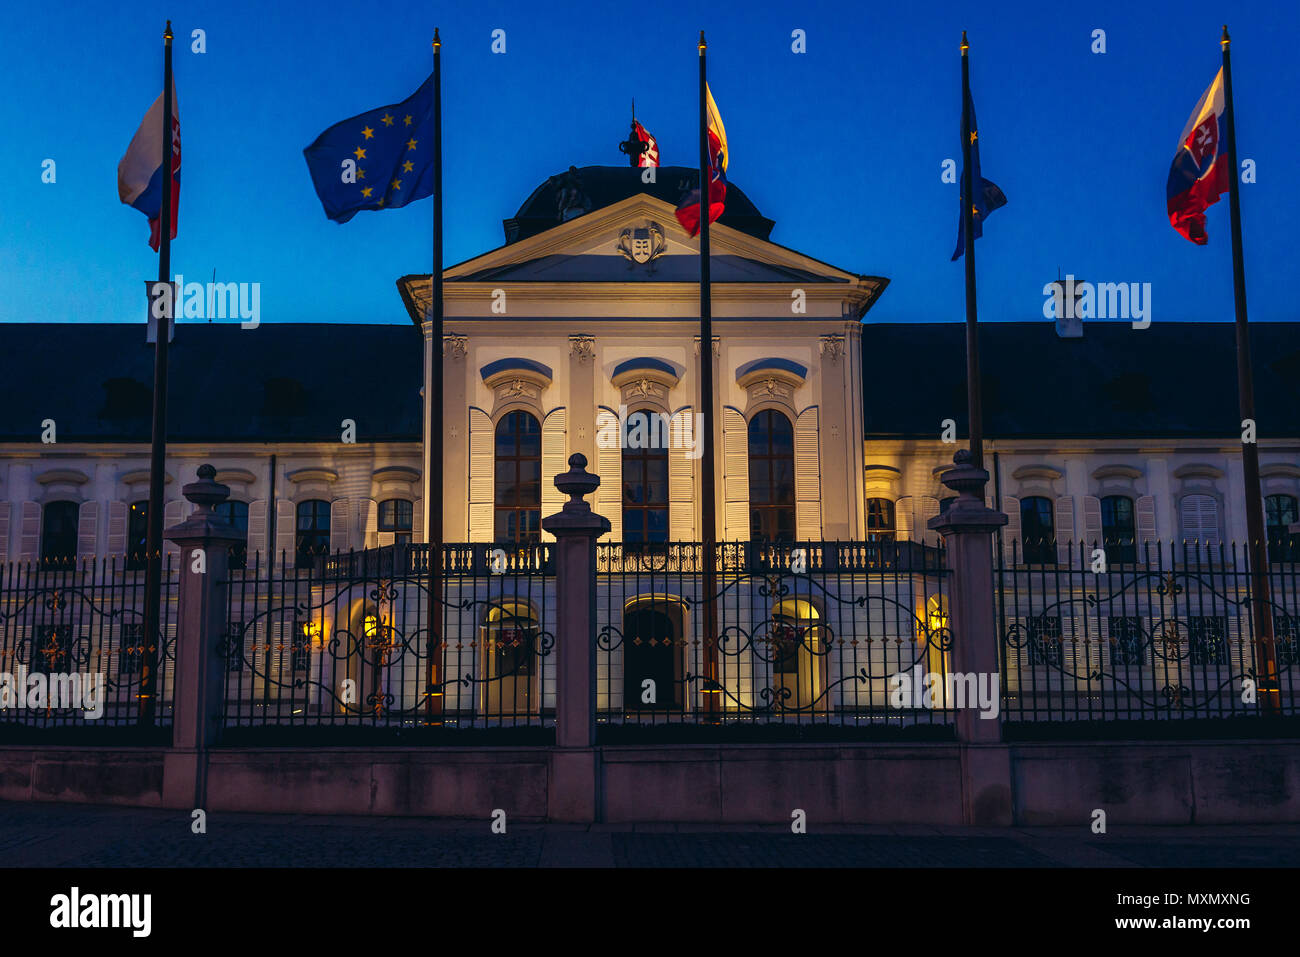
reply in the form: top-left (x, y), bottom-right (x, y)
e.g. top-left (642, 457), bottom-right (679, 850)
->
top-left (303, 73), bottom-right (436, 223)
top-left (951, 89), bottom-right (1007, 261)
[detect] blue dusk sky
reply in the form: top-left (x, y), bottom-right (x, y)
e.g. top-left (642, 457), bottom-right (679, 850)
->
top-left (2, 0), bottom-right (1297, 327)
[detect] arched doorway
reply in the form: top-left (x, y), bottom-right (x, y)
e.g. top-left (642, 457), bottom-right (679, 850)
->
top-left (483, 600), bottom-right (539, 720)
top-left (622, 598), bottom-right (684, 712)
top-left (770, 597), bottom-right (827, 713)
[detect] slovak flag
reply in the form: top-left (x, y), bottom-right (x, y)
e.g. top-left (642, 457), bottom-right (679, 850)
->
top-left (632, 120), bottom-right (659, 168)
top-left (1166, 68), bottom-right (1230, 245)
top-left (675, 83), bottom-right (727, 237)
top-left (118, 84), bottom-right (181, 251)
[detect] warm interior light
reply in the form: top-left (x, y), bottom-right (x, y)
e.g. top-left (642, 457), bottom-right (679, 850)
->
top-left (363, 614), bottom-right (380, 638)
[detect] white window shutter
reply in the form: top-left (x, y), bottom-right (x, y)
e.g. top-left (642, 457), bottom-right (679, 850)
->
top-left (365, 499), bottom-right (381, 548)
top-left (722, 407), bottom-right (749, 541)
top-left (1137, 495), bottom-right (1158, 552)
top-left (246, 499), bottom-right (267, 562)
top-left (163, 500), bottom-right (185, 558)
top-left (77, 501), bottom-right (99, 561)
top-left (468, 408), bottom-right (493, 542)
top-left (669, 411), bottom-right (694, 543)
top-left (540, 409), bottom-right (567, 541)
top-left (1083, 495), bottom-right (1103, 547)
top-left (1055, 496), bottom-right (1076, 565)
top-left (330, 499), bottom-right (351, 553)
top-left (895, 496), bottom-right (914, 541)
top-left (596, 437), bottom-right (622, 542)
top-left (918, 496), bottom-right (941, 545)
top-left (412, 498), bottom-right (424, 544)
top-left (1001, 495), bottom-right (1021, 565)
top-left (19, 502), bottom-right (39, 563)
top-left (0, 502), bottom-right (10, 566)
top-left (794, 407), bottom-right (821, 541)
top-left (275, 500), bottom-right (296, 559)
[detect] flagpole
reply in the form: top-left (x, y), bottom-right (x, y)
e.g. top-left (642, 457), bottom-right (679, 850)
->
top-left (425, 27), bottom-right (445, 723)
top-left (959, 30), bottom-right (984, 473)
top-left (140, 20), bottom-right (174, 726)
top-left (1221, 25), bottom-right (1279, 713)
top-left (698, 30), bottom-right (720, 721)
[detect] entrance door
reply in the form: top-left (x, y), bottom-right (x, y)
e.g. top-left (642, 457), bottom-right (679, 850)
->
top-left (623, 606), bottom-right (678, 711)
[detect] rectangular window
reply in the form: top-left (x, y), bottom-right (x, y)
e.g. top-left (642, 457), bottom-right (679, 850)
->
top-left (379, 499), bottom-right (414, 547)
top-left (290, 625), bottom-right (312, 673)
top-left (1187, 616), bottom-right (1227, 667)
top-left (126, 501), bottom-right (149, 571)
top-left (119, 623), bottom-right (145, 676)
top-left (1108, 616), bottom-right (1145, 667)
top-left (1026, 615), bottom-right (1063, 667)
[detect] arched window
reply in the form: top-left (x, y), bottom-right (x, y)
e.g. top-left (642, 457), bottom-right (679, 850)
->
top-left (1020, 496), bottom-right (1056, 565)
top-left (494, 411), bottom-right (542, 544)
top-left (1179, 493), bottom-right (1220, 547)
top-left (216, 500), bottom-right (249, 569)
top-left (622, 410), bottom-right (669, 547)
top-left (379, 499), bottom-right (414, 546)
top-left (1266, 494), bottom-right (1299, 563)
top-left (40, 500), bottom-right (79, 566)
top-left (125, 500), bottom-right (149, 570)
top-left (295, 500), bottom-right (331, 568)
top-left (1101, 495), bottom-right (1136, 564)
top-left (866, 498), bottom-right (895, 543)
top-left (770, 598), bottom-right (827, 712)
top-left (483, 600), bottom-right (539, 718)
top-left (748, 410), bottom-right (795, 542)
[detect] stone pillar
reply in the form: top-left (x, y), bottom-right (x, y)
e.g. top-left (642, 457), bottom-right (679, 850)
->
top-left (161, 465), bottom-right (246, 811)
top-left (928, 449), bottom-right (1012, 825)
top-left (541, 453), bottom-right (610, 822)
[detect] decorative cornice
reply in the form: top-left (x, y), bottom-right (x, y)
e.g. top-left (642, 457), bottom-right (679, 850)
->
top-left (1091, 464), bottom-right (1143, 481)
top-left (286, 468), bottom-right (339, 485)
top-left (372, 466), bottom-right (421, 485)
top-left (1172, 463), bottom-right (1226, 481)
top-left (1011, 465), bottom-right (1064, 482)
top-left (1260, 463), bottom-right (1300, 479)
top-left (693, 335), bottom-right (721, 358)
top-left (37, 468), bottom-right (90, 486)
top-left (120, 469), bottom-right (172, 487)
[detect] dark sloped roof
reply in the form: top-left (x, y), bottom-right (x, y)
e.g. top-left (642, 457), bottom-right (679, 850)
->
top-left (0, 323), bottom-right (422, 443)
top-left (861, 321), bottom-right (1300, 439)
top-left (504, 165), bottom-right (774, 243)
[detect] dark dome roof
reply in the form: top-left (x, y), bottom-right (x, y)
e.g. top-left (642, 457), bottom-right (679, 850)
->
top-left (504, 165), bottom-right (774, 244)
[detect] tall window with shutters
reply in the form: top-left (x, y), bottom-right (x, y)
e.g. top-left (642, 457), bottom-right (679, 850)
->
top-left (622, 410), bottom-right (669, 548)
top-left (747, 410), bottom-right (795, 542)
top-left (295, 500), bottom-right (331, 568)
top-left (1266, 494), bottom-right (1298, 563)
top-left (1020, 496), bottom-right (1056, 565)
top-left (494, 411), bottom-right (542, 544)
top-left (39, 501), bottom-right (79, 566)
top-left (1101, 495), bottom-right (1137, 564)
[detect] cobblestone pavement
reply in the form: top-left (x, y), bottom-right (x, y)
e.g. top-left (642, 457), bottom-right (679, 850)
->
top-left (2, 802), bottom-right (1299, 867)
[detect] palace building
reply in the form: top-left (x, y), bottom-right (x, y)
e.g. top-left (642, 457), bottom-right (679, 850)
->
top-left (1, 165), bottom-right (1298, 569)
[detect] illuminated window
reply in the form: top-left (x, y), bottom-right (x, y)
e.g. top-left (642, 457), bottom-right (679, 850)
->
top-left (1266, 495), bottom-right (1298, 563)
top-left (748, 410), bottom-right (795, 542)
top-left (622, 410), bottom-right (669, 547)
top-left (379, 499), bottom-right (414, 546)
top-left (494, 411), bottom-right (542, 544)
top-left (866, 498), bottom-right (895, 543)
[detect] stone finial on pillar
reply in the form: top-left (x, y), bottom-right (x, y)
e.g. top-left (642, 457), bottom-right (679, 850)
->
top-left (162, 465), bottom-right (247, 810)
top-left (541, 453), bottom-right (610, 822)
top-left (928, 449), bottom-right (1011, 825)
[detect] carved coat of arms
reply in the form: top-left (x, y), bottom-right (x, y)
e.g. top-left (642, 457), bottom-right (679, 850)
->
top-left (616, 221), bottom-right (667, 266)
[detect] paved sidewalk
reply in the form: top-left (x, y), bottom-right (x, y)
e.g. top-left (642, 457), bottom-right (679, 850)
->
top-left (2, 802), bottom-right (1298, 867)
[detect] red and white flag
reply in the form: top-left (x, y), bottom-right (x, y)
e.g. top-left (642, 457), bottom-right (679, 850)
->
top-left (632, 119), bottom-right (659, 167)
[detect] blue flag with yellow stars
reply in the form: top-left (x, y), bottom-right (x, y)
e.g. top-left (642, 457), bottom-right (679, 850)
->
top-left (951, 88), bottom-right (1007, 261)
top-left (303, 73), bottom-right (436, 223)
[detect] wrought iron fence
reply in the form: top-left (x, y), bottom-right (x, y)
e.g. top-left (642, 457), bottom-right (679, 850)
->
top-left (221, 543), bottom-right (555, 743)
top-left (595, 540), bottom-right (952, 741)
top-left (999, 539), bottom-right (1300, 733)
top-left (0, 555), bottom-right (177, 740)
